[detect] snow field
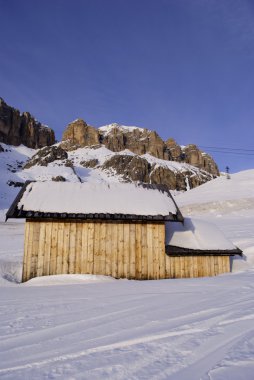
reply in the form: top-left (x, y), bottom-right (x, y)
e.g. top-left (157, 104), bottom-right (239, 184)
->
top-left (0, 272), bottom-right (254, 379)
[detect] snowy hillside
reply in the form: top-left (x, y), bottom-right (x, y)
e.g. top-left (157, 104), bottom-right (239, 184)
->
top-left (0, 143), bottom-right (35, 212)
top-left (176, 169), bottom-right (254, 206)
top-left (175, 170), bottom-right (254, 271)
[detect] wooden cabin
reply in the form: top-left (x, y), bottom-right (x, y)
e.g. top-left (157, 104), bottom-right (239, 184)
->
top-left (6, 181), bottom-right (241, 282)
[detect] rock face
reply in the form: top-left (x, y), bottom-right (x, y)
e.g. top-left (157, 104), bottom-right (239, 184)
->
top-left (62, 119), bottom-right (99, 147)
top-left (102, 155), bottom-right (151, 183)
top-left (99, 124), bottom-right (167, 159)
top-left (24, 146), bottom-right (68, 168)
top-left (0, 98), bottom-right (55, 148)
top-left (182, 144), bottom-right (219, 176)
top-left (61, 120), bottom-right (219, 176)
top-left (101, 154), bottom-right (214, 191)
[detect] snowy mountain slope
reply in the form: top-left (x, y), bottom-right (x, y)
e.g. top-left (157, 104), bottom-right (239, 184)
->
top-left (0, 143), bottom-right (216, 220)
top-left (0, 143), bottom-right (35, 211)
top-left (176, 169), bottom-right (254, 207)
top-left (174, 170), bottom-right (254, 271)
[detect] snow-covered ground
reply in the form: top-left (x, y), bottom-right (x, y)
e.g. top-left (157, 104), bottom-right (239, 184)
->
top-left (0, 164), bottom-right (254, 378)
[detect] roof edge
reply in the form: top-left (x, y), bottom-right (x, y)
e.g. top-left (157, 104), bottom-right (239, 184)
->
top-left (5, 181), bottom-right (34, 221)
top-left (166, 245), bottom-right (243, 256)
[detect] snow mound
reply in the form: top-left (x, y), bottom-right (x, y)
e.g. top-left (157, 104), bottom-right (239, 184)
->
top-left (23, 274), bottom-right (116, 286)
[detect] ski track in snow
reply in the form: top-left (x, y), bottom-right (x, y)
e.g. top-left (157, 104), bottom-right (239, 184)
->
top-left (0, 274), bottom-right (254, 379)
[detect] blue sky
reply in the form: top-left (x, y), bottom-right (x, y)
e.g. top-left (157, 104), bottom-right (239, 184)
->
top-left (1, 0), bottom-right (254, 172)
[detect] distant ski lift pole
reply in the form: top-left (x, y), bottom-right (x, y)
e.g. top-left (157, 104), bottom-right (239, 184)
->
top-left (226, 166), bottom-right (230, 179)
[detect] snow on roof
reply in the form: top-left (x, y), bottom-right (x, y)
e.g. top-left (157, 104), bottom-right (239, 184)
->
top-left (166, 217), bottom-right (236, 251)
top-left (17, 182), bottom-right (177, 216)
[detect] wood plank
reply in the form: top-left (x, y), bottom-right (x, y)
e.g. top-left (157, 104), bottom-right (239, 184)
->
top-left (141, 223), bottom-right (148, 280)
top-left (123, 223), bottom-right (130, 278)
top-left (81, 222), bottom-right (88, 274)
top-left (193, 256), bottom-right (198, 278)
top-left (180, 256), bottom-right (185, 278)
top-left (111, 223), bottom-right (118, 278)
top-left (189, 256), bottom-right (194, 278)
top-left (203, 256), bottom-right (208, 277)
top-left (105, 223), bottom-right (112, 276)
top-left (174, 256), bottom-right (181, 278)
top-left (214, 255), bottom-right (219, 276)
top-left (207, 256), bottom-right (211, 277)
top-left (169, 257), bottom-right (175, 279)
top-left (99, 223), bottom-right (106, 275)
top-left (55, 222), bottom-right (64, 275)
top-left (185, 256), bottom-right (191, 278)
top-left (93, 222), bottom-right (100, 275)
top-left (117, 223), bottom-right (124, 278)
top-left (158, 224), bottom-right (166, 279)
top-left (197, 256), bottom-right (203, 277)
top-left (147, 223), bottom-right (154, 279)
top-left (62, 222), bottom-right (70, 274)
top-left (50, 222), bottom-right (58, 275)
top-left (129, 223), bottom-right (136, 279)
top-left (209, 255), bottom-right (215, 277)
top-left (26, 221), bottom-right (34, 281)
top-left (152, 224), bottom-right (159, 280)
top-left (22, 222), bottom-right (30, 282)
top-left (87, 222), bottom-right (94, 274)
top-left (31, 222), bottom-right (40, 279)
top-left (225, 256), bottom-right (230, 273)
top-left (75, 222), bottom-right (82, 274)
top-left (217, 256), bottom-right (223, 275)
top-left (135, 223), bottom-right (142, 280)
top-left (43, 222), bottom-right (52, 276)
top-left (37, 222), bottom-right (46, 277)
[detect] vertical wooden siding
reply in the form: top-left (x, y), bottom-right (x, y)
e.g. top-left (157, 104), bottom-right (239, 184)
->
top-left (22, 220), bottom-right (231, 282)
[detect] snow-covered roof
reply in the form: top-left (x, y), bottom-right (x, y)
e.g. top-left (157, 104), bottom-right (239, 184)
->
top-left (166, 217), bottom-right (239, 252)
top-left (7, 181), bottom-right (182, 221)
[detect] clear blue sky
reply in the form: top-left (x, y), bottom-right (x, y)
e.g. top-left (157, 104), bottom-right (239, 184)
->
top-left (1, 0), bottom-right (254, 173)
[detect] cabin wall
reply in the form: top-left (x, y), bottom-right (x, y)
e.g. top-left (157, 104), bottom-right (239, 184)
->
top-left (22, 220), bottom-right (166, 282)
top-left (22, 220), bottom-right (231, 282)
top-left (164, 255), bottom-right (230, 278)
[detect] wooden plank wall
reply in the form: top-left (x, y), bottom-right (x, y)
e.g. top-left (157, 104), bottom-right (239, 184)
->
top-left (22, 220), bottom-right (231, 282)
top-left (165, 255), bottom-right (230, 278)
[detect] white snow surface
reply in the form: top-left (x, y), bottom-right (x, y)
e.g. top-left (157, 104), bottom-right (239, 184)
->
top-left (166, 218), bottom-right (236, 250)
top-left (1, 147), bottom-right (254, 379)
top-left (176, 169), bottom-right (254, 206)
top-left (17, 181), bottom-right (177, 215)
top-left (99, 123), bottom-right (145, 135)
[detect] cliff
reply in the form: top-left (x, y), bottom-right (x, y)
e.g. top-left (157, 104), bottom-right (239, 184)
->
top-left (62, 120), bottom-right (219, 176)
top-left (0, 98), bottom-right (55, 148)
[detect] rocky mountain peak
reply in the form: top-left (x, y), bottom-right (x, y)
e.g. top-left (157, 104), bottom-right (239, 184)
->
top-left (62, 118), bottom-right (99, 148)
top-left (0, 98), bottom-right (55, 148)
top-left (61, 120), bottom-right (219, 176)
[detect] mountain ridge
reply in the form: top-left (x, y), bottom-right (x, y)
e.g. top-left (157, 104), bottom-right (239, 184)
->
top-left (0, 98), bottom-right (55, 148)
